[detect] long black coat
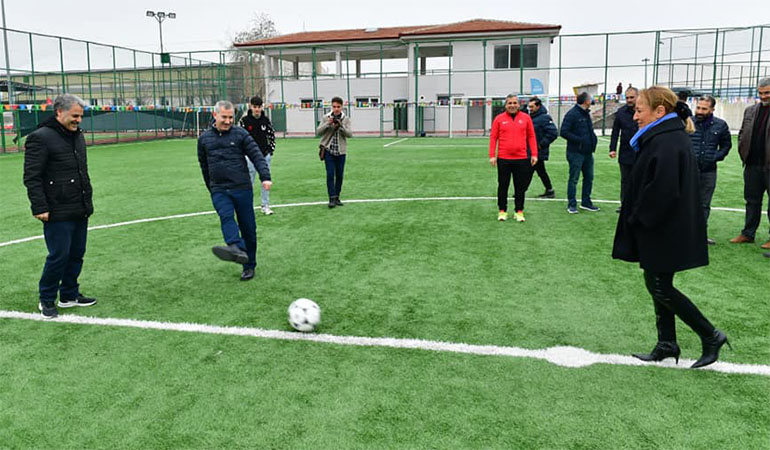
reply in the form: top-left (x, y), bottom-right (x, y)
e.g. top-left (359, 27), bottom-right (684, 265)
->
top-left (23, 117), bottom-right (93, 222)
top-left (612, 118), bottom-right (708, 273)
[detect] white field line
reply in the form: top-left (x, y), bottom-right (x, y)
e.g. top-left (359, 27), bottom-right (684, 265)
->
top-left (383, 137), bottom-right (409, 148)
top-left (0, 196), bottom-right (746, 248)
top-left (0, 310), bottom-right (766, 377)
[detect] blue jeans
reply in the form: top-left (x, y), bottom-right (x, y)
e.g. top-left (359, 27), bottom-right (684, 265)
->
top-left (39, 219), bottom-right (88, 303)
top-left (566, 151), bottom-right (595, 208)
top-left (324, 153), bottom-right (346, 198)
top-left (211, 189), bottom-right (257, 270)
top-left (247, 153), bottom-right (272, 206)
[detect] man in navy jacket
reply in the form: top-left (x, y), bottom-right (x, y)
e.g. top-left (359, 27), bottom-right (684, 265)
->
top-left (610, 87), bottom-right (639, 211)
top-left (691, 96), bottom-right (731, 245)
top-left (198, 100), bottom-right (272, 281)
top-left (528, 97), bottom-right (559, 198)
top-left (560, 92), bottom-right (599, 213)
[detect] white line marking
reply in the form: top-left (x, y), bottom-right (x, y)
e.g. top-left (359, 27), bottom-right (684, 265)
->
top-left (0, 310), bottom-right (765, 377)
top-left (0, 196), bottom-right (747, 248)
top-left (383, 137), bottom-right (409, 148)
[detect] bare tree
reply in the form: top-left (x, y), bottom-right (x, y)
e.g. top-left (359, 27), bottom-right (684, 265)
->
top-left (226, 13), bottom-right (279, 102)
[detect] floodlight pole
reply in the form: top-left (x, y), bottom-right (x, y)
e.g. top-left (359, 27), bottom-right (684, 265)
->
top-left (642, 58), bottom-right (650, 87)
top-left (146, 10), bottom-right (175, 57)
top-left (1, 0), bottom-right (14, 104)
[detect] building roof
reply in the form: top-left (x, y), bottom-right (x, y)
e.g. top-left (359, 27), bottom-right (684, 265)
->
top-left (234, 19), bottom-right (561, 48)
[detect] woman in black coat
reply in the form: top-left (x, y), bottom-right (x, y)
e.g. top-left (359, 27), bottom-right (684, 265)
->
top-left (612, 86), bottom-right (729, 369)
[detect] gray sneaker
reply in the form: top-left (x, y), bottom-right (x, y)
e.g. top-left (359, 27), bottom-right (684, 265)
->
top-left (38, 301), bottom-right (58, 319)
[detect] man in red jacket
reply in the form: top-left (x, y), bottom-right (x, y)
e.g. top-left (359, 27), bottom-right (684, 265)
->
top-left (489, 94), bottom-right (538, 222)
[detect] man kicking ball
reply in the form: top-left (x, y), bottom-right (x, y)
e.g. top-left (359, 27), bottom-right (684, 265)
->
top-left (197, 100), bottom-right (272, 281)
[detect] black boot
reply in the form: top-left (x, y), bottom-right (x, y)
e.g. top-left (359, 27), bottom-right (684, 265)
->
top-left (691, 329), bottom-right (731, 369)
top-left (538, 189), bottom-right (555, 199)
top-left (328, 197), bottom-right (336, 208)
top-left (632, 341), bottom-right (681, 364)
top-left (334, 197), bottom-right (344, 206)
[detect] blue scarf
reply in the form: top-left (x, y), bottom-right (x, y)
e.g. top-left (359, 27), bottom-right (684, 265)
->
top-left (629, 112), bottom-right (678, 152)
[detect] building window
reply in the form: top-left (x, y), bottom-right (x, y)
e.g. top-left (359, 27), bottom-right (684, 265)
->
top-left (437, 95), bottom-right (450, 106)
top-left (355, 97), bottom-right (379, 108)
top-left (493, 44), bottom-right (538, 69)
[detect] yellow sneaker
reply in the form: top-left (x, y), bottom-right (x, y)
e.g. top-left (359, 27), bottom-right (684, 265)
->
top-left (497, 210), bottom-right (508, 221)
top-left (515, 210), bottom-right (525, 222)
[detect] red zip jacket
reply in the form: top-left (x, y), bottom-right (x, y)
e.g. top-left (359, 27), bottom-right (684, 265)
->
top-left (489, 112), bottom-right (538, 160)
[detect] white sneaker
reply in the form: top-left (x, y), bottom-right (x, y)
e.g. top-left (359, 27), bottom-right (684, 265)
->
top-left (261, 206), bottom-right (274, 215)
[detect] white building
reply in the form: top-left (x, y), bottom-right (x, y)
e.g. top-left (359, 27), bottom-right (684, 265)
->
top-left (236, 19), bottom-right (561, 136)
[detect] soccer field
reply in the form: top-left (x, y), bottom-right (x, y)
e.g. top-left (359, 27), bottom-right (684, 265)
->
top-left (1, 136), bottom-right (768, 449)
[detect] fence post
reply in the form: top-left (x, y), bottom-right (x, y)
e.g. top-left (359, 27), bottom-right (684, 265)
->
top-left (711, 28), bottom-right (719, 96)
top-left (602, 33), bottom-right (609, 136)
top-left (756, 26), bottom-right (764, 89)
top-left (86, 42), bottom-right (95, 145)
top-left (483, 39), bottom-right (487, 136)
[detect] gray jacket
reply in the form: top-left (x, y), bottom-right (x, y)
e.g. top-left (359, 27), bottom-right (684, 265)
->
top-left (317, 112), bottom-right (352, 154)
top-left (738, 103), bottom-right (770, 169)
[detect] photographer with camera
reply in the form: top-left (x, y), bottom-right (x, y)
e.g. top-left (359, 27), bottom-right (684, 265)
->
top-left (317, 96), bottom-right (352, 208)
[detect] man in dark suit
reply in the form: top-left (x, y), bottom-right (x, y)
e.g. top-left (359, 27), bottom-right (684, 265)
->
top-left (610, 87), bottom-right (639, 212)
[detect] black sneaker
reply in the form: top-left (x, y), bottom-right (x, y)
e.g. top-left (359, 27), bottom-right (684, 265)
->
top-left (212, 244), bottom-right (249, 264)
top-left (706, 238), bottom-right (716, 246)
top-left (38, 301), bottom-right (58, 319)
top-left (764, 252), bottom-right (770, 258)
top-left (538, 189), bottom-right (555, 199)
top-left (334, 197), bottom-right (344, 206)
top-left (328, 198), bottom-right (336, 208)
top-left (580, 203), bottom-right (600, 212)
top-left (240, 269), bottom-right (255, 281)
top-left (58, 294), bottom-right (97, 308)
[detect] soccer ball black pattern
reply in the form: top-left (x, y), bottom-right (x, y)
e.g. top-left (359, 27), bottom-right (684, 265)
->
top-left (288, 298), bottom-right (321, 332)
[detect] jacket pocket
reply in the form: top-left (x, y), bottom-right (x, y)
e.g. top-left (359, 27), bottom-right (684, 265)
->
top-left (54, 178), bottom-right (82, 204)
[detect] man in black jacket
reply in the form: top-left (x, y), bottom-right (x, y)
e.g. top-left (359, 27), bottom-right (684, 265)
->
top-left (527, 97), bottom-right (558, 198)
top-left (198, 100), bottom-right (272, 281)
top-left (23, 94), bottom-right (97, 319)
top-left (560, 92), bottom-right (599, 213)
top-left (691, 96), bottom-right (732, 245)
top-left (610, 87), bottom-right (639, 212)
top-left (239, 96), bottom-right (276, 215)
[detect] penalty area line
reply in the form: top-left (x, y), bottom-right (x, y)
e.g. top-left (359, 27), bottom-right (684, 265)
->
top-left (383, 137), bottom-right (409, 148)
top-left (0, 310), bottom-right (768, 377)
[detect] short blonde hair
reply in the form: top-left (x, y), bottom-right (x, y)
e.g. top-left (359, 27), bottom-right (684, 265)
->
top-left (638, 86), bottom-right (695, 134)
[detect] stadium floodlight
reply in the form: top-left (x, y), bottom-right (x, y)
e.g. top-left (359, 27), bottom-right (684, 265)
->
top-left (145, 10), bottom-right (177, 57)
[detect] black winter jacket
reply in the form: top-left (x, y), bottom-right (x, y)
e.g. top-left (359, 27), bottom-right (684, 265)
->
top-left (690, 115), bottom-right (731, 172)
top-left (609, 104), bottom-right (638, 165)
top-left (239, 111), bottom-right (276, 156)
top-left (23, 117), bottom-right (93, 221)
top-left (529, 106), bottom-right (558, 161)
top-left (560, 105), bottom-right (597, 154)
top-left (197, 125), bottom-right (270, 192)
top-left (612, 118), bottom-right (708, 273)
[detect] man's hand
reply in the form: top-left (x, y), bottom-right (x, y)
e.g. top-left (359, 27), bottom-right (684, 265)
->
top-left (262, 180), bottom-right (273, 191)
top-left (609, 151), bottom-right (617, 159)
top-left (530, 156), bottom-right (538, 166)
top-left (489, 157), bottom-right (497, 167)
top-left (34, 212), bottom-right (49, 222)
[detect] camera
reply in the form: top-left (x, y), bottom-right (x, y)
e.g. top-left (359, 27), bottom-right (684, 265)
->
top-left (332, 117), bottom-right (340, 125)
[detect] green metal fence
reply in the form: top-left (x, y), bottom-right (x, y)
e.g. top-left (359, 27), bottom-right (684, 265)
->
top-left (1, 24), bottom-right (768, 152)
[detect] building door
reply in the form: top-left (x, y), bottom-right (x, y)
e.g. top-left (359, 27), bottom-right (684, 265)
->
top-left (269, 105), bottom-right (286, 132)
top-left (393, 100), bottom-right (408, 131)
top-left (467, 98), bottom-right (485, 131)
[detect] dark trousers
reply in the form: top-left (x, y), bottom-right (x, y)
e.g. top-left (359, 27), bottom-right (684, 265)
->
top-left (566, 151), bottom-right (594, 208)
top-left (699, 170), bottom-right (717, 228)
top-left (211, 189), bottom-right (257, 270)
top-left (643, 271), bottom-right (715, 343)
top-left (740, 164), bottom-right (770, 239)
top-left (533, 159), bottom-right (553, 191)
top-left (324, 153), bottom-right (346, 198)
top-left (39, 219), bottom-right (88, 303)
top-left (497, 158), bottom-right (533, 212)
top-left (619, 163), bottom-right (633, 204)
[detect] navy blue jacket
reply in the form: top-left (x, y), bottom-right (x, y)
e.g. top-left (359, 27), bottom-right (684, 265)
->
top-left (610, 104), bottom-right (638, 165)
top-left (560, 105), bottom-right (597, 154)
top-left (690, 115), bottom-right (731, 172)
top-left (529, 106), bottom-right (558, 161)
top-left (197, 125), bottom-right (270, 192)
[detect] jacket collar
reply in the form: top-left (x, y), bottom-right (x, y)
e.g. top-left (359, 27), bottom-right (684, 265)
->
top-left (635, 115), bottom-right (684, 148)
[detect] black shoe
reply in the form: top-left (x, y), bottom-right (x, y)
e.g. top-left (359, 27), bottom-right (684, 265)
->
top-left (38, 301), bottom-right (58, 319)
top-left (538, 189), bottom-right (555, 199)
top-left (632, 341), bottom-right (681, 364)
top-left (58, 294), bottom-right (97, 308)
top-left (706, 238), bottom-right (716, 245)
top-left (691, 329), bottom-right (731, 369)
top-left (764, 252), bottom-right (770, 258)
top-left (328, 198), bottom-right (336, 208)
top-left (616, 207), bottom-right (621, 213)
top-left (334, 197), bottom-right (344, 206)
top-left (212, 244), bottom-right (248, 264)
top-left (240, 269), bottom-right (255, 281)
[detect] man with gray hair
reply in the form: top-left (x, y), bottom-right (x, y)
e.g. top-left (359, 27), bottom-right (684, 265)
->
top-left (24, 94), bottom-right (97, 319)
top-left (198, 100), bottom-right (272, 281)
top-left (730, 78), bottom-right (770, 253)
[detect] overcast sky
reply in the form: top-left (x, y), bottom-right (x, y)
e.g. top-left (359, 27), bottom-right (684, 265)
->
top-left (3, 0), bottom-right (766, 53)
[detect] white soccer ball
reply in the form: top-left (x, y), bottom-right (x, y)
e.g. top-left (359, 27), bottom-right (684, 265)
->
top-left (288, 298), bottom-right (321, 332)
